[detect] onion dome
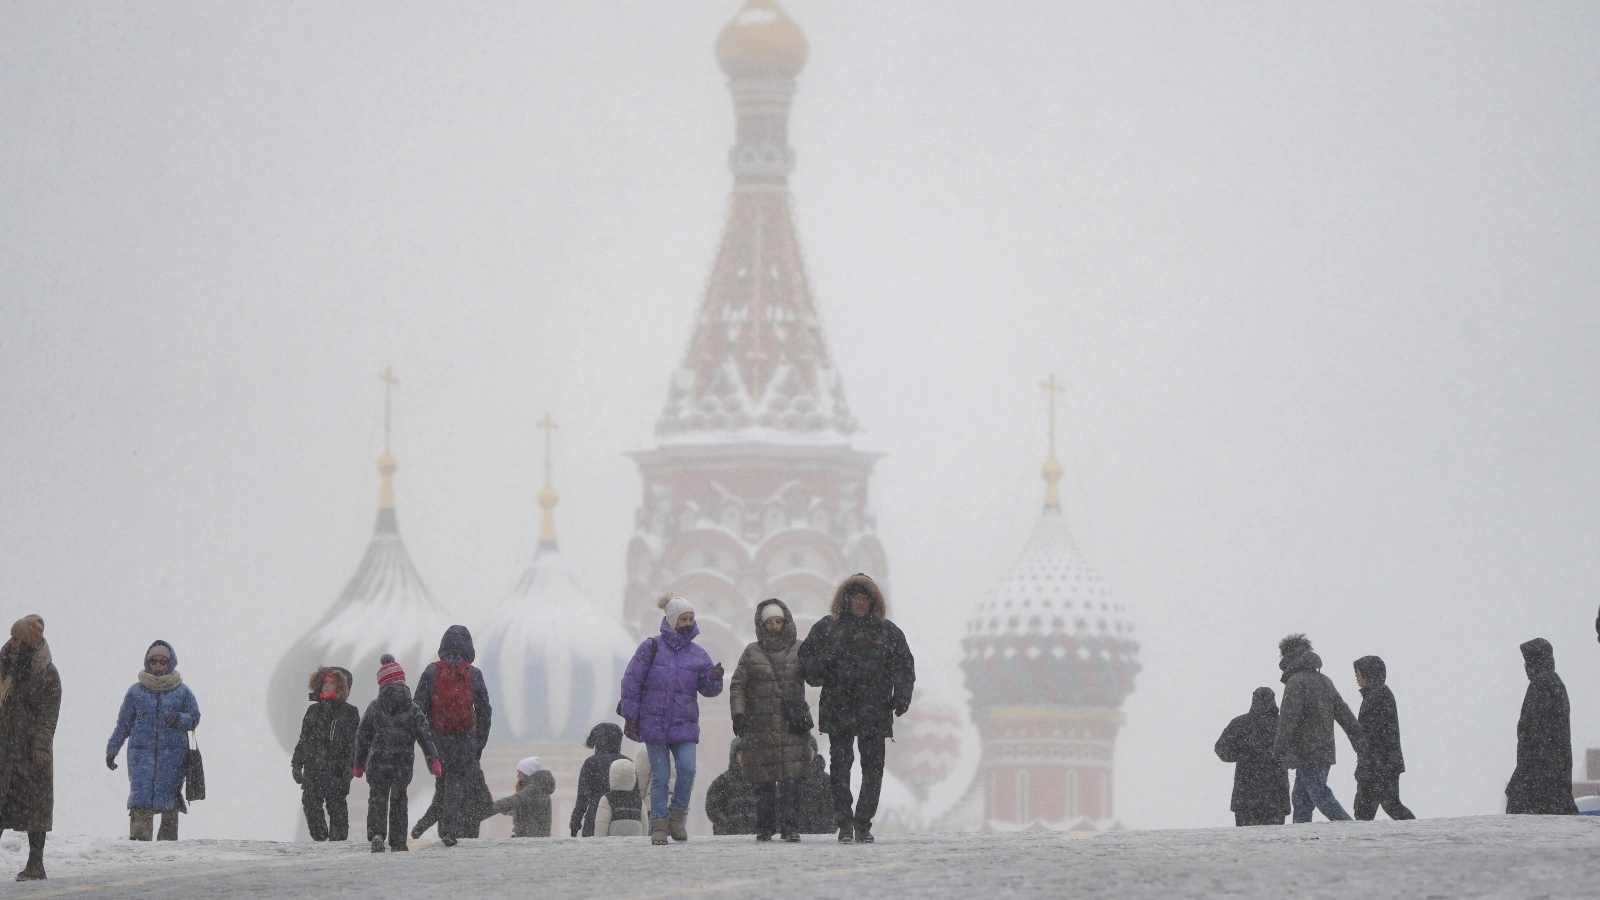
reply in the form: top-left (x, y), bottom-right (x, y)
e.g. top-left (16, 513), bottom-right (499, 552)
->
top-left (716, 0), bottom-right (808, 80)
top-left (960, 379), bottom-right (1141, 709)
top-left (480, 416), bottom-right (636, 745)
top-left (269, 370), bottom-right (452, 751)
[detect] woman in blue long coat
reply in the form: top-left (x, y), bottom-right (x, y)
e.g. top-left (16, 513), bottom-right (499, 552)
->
top-left (105, 640), bottom-right (201, 840)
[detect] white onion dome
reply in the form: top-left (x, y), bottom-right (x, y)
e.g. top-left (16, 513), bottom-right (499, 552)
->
top-left (270, 456), bottom-right (452, 751)
top-left (961, 502), bottom-right (1140, 709)
top-left (480, 442), bottom-right (636, 745)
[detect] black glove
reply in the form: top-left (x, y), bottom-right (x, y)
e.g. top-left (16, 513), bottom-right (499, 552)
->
top-left (732, 713), bottom-right (748, 736)
top-left (624, 718), bottom-right (640, 742)
top-left (291, 765), bottom-right (303, 785)
top-left (106, 755), bottom-right (119, 771)
top-left (893, 702), bottom-right (909, 718)
top-left (164, 713), bottom-right (181, 728)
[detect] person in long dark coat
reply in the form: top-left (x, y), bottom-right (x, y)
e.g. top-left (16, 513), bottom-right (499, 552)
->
top-left (413, 626), bottom-right (493, 845)
top-left (1215, 687), bottom-right (1290, 826)
top-left (570, 723), bottom-right (625, 837)
top-left (292, 666), bottom-right (360, 841)
top-left (0, 615), bottom-right (60, 881)
top-left (1352, 656), bottom-right (1415, 820)
top-left (798, 573), bottom-right (915, 843)
top-left (1505, 638), bottom-right (1578, 815)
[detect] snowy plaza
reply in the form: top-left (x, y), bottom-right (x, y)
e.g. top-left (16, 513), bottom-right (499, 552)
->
top-left (5, 816), bottom-right (1599, 899)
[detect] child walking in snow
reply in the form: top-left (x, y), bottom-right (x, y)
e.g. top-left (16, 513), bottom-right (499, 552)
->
top-left (353, 655), bottom-right (440, 852)
top-left (292, 667), bottom-right (360, 841)
top-left (484, 757), bottom-right (555, 837)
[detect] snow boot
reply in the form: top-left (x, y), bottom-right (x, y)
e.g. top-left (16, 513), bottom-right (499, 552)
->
top-left (650, 818), bottom-right (669, 845)
top-left (837, 820), bottom-right (854, 843)
top-left (15, 842), bottom-right (44, 882)
top-left (668, 809), bottom-right (688, 842)
top-left (371, 838), bottom-right (385, 853)
top-left (440, 836), bottom-right (458, 847)
top-left (756, 832), bottom-right (773, 842)
top-left (782, 829), bottom-right (801, 843)
top-left (855, 822), bottom-right (874, 843)
top-left (129, 810), bottom-right (154, 841)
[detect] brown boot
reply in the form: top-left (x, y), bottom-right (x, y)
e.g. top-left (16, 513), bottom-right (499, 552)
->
top-left (668, 809), bottom-right (688, 842)
top-left (129, 809), bottom-right (154, 841)
top-left (650, 818), bottom-right (669, 845)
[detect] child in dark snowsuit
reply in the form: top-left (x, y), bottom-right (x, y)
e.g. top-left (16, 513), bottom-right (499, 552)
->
top-left (292, 666), bottom-right (360, 841)
top-left (354, 655), bottom-right (440, 852)
top-left (1352, 656), bottom-right (1415, 820)
top-left (570, 723), bottom-right (625, 837)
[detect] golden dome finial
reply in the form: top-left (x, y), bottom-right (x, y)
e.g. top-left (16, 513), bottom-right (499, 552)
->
top-left (716, 0), bottom-right (808, 79)
top-left (378, 367), bottom-right (399, 510)
top-left (1041, 374), bottom-right (1065, 508)
top-left (537, 413), bottom-right (559, 543)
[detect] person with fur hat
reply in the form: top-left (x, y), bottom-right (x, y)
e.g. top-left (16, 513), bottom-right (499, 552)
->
top-left (1505, 638), bottom-right (1579, 815)
top-left (619, 592), bottom-right (725, 845)
top-left (1272, 634), bottom-right (1363, 823)
top-left (1351, 656), bottom-right (1415, 820)
top-left (291, 666), bottom-right (360, 841)
top-left (484, 757), bottom-right (556, 837)
top-left (1214, 687), bottom-right (1290, 826)
top-left (798, 574), bottom-right (914, 843)
top-left (413, 626), bottom-right (494, 846)
top-left (355, 654), bottom-right (441, 852)
top-left (731, 598), bottom-right (811, 841)
top-left (0, 615), bottom-right (61, 881)
top-left (570, 722), bottom-right (625, 837)
top-left (106, 639), bottom-right (201, 841)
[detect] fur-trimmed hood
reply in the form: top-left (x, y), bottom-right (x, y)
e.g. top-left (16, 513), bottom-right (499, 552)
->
top-left (829, 573), bottom-right (887, 620)
top-left (308, 666), bottom-right (353, 702)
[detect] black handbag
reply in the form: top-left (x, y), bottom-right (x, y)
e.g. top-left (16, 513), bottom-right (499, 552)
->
top-left (781, 697), bottom-right (814, 735)
top-left (184, 732), bottom-right (206, 802)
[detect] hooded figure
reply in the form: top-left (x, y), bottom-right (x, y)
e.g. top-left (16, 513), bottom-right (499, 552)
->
top-left (291, 666), bottom-right (360, 841)
top-left (797, 574), bottom-right (915, 842)
top-left (1215, 687), bottom-right (1290, 826)
top-left (1505, 638), bottom-right (1578, 815)
top-left (487, 758), bottom-right (556, 837)
top-left (413, 626), bottom-right (494, 845)
top-left (798, 736), bottom-right (834, 834)
top-left (1272, 635), bottom-right (1362, 823)
top-left (703, 737), bottom-right (758, 835)
top-left (0, 615), bottom-right (61, 881)
top-left (106, 640), bottom-right (200, 841)
top-left (1352, 656), bottom-right (1415, 821)
top-left (593, 757), bottom-right (644, 837)
top-left (570, 722), bottom-right (625, 837)
top-left (355, 655), bottom-right (440, 852)
top-left (731, 598), bottom-right (811, 840)
top-left (619, 593), bottom-right (724, 844)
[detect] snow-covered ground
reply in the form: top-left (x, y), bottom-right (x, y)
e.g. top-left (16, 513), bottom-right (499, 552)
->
top-left (6, 816), bottom-right (1599, 898)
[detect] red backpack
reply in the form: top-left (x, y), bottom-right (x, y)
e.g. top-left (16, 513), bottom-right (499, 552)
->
top-left (430, 663), bottom-right (475, 734)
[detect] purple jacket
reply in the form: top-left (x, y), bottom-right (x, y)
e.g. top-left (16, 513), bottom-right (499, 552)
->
top-left (619, 619), bottom-right (723, 744)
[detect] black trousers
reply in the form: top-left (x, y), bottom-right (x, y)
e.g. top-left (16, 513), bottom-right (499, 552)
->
top-left (302, 784), bottom-right (350, 841)
top-left (828, 732), bottom-right (886, 828)
top-left (756, 780), bottom-right (802, 835)
top-left (367, 775), bottom-right (409, 847)
top-left (1234, 811), bottom-right (1285, 826)
top-left (1353, 774), bottom-right (1415, 821)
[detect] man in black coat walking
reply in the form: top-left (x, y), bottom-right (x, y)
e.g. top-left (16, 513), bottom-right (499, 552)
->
top-left (570, 723), bottom-right (625, 837)
top-left (798, 573), bottom-right (915, 844)
top-left (1351, 656), bottom-right (1415, 820)
top-left (1273, 634), bottom-right (1363, 823)
top-left (292, 667), bottom-right (360, 841)
top-left (1505, 638), bottom-right (1578, 815)
top-left (1215, 687), bottom-right (1290, 826)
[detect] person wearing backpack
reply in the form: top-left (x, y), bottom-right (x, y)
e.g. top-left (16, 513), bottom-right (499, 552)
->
top-left (592, 757), bottom-right (644, 837)
top-left (412, 625), bottom-right (493, 846)
top-left (619, 593), bottom-right (724, 845)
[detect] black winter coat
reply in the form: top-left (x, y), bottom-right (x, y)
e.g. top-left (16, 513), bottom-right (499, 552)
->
top-left (799, 576), bottom-right (915, 738)
top-left (1354, 685), bottom-right (1405, 780)
top-left (571, 723), bottom-right (625, 837)
top-left (1215, 688), bottom-right (1290, 819)
top-left (292, 668), bottom-right (360, 793)
top-left (798, 754), bottom-right (834, 833)
top-left (1506, 639), bottom-right (1578, 815)
top-left (355, 682), bottom-right (440, 784)
top-left (704, 742), bottom-right (758, 834)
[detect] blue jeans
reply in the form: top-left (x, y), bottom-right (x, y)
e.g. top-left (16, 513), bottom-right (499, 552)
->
top-left (1292, 765), bottom-right (1352, 822)
top-left (646, 742), bottom-right (697, 822)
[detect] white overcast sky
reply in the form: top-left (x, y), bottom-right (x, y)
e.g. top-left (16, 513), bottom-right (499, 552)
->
top-left (3, 1), bottom-right (1598, 837)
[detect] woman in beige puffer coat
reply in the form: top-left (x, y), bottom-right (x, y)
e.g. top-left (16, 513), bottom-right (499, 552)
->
top-left (730, 599), bottom-right (811, 841)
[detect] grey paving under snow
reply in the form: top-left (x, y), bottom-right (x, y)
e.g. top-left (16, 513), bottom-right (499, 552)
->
top-left (10, 816), bottom-right (1600, 899)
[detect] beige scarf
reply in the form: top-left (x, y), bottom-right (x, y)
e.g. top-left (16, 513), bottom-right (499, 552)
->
top-left (138, 669), bottom-right (183, 692)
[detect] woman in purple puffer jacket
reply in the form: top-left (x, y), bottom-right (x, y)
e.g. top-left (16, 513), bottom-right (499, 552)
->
top-left (620, 593), bottom-right (724, 845)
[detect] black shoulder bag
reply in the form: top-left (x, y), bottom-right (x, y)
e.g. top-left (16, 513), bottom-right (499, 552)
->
top-left (184, 731), bottom-right (206, 802)
top-left (767, 648), bottom-right (814, 735)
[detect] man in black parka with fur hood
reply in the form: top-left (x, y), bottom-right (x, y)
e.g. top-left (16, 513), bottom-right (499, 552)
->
top-left (1505, 638), bottom-right (1578, 815)
top-left (292, 666), bottom-right (360, 841)
top-left (799, 574), bottom-right (914, 843)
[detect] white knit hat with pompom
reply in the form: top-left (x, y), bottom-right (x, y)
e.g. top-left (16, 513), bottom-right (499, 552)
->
top-left (659, 591), bottom-right (694, 626)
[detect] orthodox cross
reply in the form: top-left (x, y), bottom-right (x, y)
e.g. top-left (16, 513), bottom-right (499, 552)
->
top-left (537, 413), bottom-right (558, 487)
top-left (1040, 373), bottom-right (1065, 459)
top-left (379, 366), bottom-right (399, 453)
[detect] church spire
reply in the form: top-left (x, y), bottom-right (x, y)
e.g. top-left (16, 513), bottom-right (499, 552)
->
top-left (536, 413), bottom-right (559, 548)
top-left (377, 366), bottom-right (399, 520)
top-left (1041, 373), bottom-right (1064, 510)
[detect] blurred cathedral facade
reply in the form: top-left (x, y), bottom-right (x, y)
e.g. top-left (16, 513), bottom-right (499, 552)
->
top-left (270, 0), bottom-right (1139, 838)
